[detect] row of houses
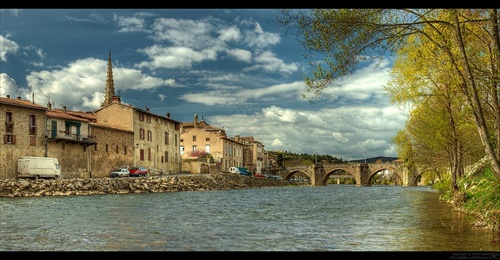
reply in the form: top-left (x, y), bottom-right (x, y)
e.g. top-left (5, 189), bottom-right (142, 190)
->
top-left (0, 52), bottom-right (269, 179)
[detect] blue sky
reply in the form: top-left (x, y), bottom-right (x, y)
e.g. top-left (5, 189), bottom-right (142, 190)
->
top-left (0, 9), bottom-right (408, 161)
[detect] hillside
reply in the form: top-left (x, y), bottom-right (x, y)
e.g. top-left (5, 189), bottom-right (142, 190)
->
top-left (349, 156), bottom-right (399, 163)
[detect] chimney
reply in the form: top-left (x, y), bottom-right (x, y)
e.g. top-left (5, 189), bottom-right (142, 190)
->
top-left (48, 102), bottom-right (52, 110)
top-left (17, 96), bottom-right (21, 100)
top-left (6, 95), bottom-right (10, 98)
top-left (146, 107), bottom-right (150, 112)
top-left (63, 106), bottom-right (67, 113)
top-left (166, 113), bottom-right (170, 118)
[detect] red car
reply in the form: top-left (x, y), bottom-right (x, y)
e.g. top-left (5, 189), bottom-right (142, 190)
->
top-left (129, 166), bottom-right (148, 177)
top-left (254, 173), bottom-right (267, 178)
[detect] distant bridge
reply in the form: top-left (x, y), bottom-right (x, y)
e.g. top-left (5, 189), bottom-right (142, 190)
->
top-left (278, 163), bottom-right (419, 187)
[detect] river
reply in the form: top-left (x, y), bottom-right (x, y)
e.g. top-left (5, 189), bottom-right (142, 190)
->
top-left (0, 184), bottom-right (499, 252)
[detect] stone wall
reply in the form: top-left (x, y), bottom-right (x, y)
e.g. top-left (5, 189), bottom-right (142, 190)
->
top-left (0, 173), bottom-right (294, 198)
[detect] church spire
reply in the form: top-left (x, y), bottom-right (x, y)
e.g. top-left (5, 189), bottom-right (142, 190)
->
top-left (102, 50), bottom-right (115, 107)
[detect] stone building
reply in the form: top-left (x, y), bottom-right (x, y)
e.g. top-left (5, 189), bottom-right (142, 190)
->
top-left (45, 105), bottom-right (96, 179)
top-left (90, 51), bottom-right (182, 176)
top-left (232, 135), bottom-right (266, 174)
top-left (0, 51), bottom-right (182, 179)
top-left (94, 96), bottom-right (181, 175)
top-left (0, 96), bottom-right (48, 179)
top-left (181, 114), bottom-right (266, 173)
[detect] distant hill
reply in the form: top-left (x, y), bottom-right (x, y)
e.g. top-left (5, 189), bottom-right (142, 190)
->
top-left (349, 156), bottom-right (399, 163)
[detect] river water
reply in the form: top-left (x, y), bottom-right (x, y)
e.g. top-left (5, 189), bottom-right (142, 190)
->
top-left (0, 184), bottom-right (499, 252)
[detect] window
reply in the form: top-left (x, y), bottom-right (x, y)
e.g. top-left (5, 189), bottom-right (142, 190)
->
top-left (5, 112), bottom-right (13, 133)
top-left (148, 148), bottom-right (151, 161)
top-left (106, 144), bottom-right (109, 152)
top-left (140, 128), bottom-right (145, 140)
top-left (4, 134), bottom-right (16, 144)
top-left (164, 132), bottom-right (169, 145)
top-left (30, 136), bottom-right (36, 146)
top-left (116, 145), bottom-right (119, 154)
top-left (147, 114), bottom-right (151, 123)
top-left (180, 146), bottom-right (184, 155)
top-left (124, 146), bottom-right (127, 155)
top-left (192, 145), bottom-right (197, 152)
top-left (205, 145), bottom-right (210, 153)
top-left (206, 137), bottom-right (210, 141)
top-left (193, 136), bottom-right (197, 142)
top-left (165, 151), bottom-right (169, 162)
top-left (175, 134), bottom-right (178, 146)
top-left (140, 149), bottom-right (144, 161)
top-left (29, 115), bottom-right (36, 135)
top-left (139, 112), bottom-right (144, 121)
top-left (147, 130), bottom-right (152, 141)
top-left (65, 124), bottom-right (71, 135)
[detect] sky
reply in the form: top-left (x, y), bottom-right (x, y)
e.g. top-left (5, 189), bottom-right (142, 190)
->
top-left (0, 9), bottom-right (409, 161)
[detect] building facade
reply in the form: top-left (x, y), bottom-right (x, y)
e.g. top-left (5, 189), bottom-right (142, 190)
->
top-left (94, 97), bottom-right (182, 175)
top-left (0, 96), bottom-right (47, 179)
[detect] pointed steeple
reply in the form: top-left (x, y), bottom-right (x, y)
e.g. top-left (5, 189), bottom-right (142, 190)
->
top-left (102, 50), bottom-right (115, 107)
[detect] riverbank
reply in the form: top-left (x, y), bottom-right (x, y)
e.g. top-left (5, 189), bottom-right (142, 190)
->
top-left (0, 173), bottom-right (293, 198)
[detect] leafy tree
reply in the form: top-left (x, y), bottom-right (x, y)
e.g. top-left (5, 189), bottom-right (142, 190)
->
top-left (276, 9), bottom-right (500, 181)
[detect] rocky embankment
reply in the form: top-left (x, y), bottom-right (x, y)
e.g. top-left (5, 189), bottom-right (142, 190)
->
top-left (0, 173), bottom-right (294, 198)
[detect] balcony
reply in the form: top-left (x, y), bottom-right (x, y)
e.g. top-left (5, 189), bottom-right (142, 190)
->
top-left (46, 131), bottom-right (96, 147)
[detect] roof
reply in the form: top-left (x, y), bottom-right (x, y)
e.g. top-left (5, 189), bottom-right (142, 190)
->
top-left (90, 122), bottom-right (133, 133)
top-left (47, 109), bottom-right (90, 122)
top-left (0, 96), bottom-right (48, 111)
top-left (94, 101), bottom-right (182, 124)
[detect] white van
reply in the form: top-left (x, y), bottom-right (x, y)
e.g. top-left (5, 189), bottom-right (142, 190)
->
top-left (17, 157), bottom-right (61, 180)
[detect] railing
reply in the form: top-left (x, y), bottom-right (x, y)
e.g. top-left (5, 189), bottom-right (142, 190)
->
top-left (47, 130), bottom-right (95, 143)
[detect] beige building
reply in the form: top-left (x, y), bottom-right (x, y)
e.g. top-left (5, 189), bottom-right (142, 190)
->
top-left (94, 96), bottom-right (182, 175)
top-left (0, 51), bottom-right (183, 179)
top-left (0, 96), bottom-right (48, 179)
top-left (45, 105), bottom-right (96, 178)
top-left (232, 135), bottom-right (266, 174)
top-left (181, 114), bottom-right (268, 173)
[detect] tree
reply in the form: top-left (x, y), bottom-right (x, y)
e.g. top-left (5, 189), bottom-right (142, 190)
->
top-left (276, 9), bottom-right (500, 180)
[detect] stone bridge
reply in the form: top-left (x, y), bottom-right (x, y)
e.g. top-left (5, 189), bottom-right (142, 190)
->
top-left (281, 163), bottom-right (419, 187)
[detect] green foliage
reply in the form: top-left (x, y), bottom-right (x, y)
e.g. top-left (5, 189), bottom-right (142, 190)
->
top-left (458, 168), bottom-right (500, 232)
top-left (438, 167), bottom-right (500, 233)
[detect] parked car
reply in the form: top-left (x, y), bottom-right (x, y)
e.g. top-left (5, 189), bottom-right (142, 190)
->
top-left (129, 166), bottom-right (148, 177)
top-left (254, 173), bottom-right (267, 178)
top-left (266, 174), bottom-right (284, 180)
top-left (229, 167), bottom-right (252, 176)
top-left (110, 168), bottom-right (130, 178)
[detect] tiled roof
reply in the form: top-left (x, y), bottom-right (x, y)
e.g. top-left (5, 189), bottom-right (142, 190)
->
top-left (47, 110), bottom-right (89, 122)
top-left (0, 96), bottom-right (47, 110)
top-left (64, 110), bottom-right (97, 121)
top-left (90, 122), bottom-right (132, 133)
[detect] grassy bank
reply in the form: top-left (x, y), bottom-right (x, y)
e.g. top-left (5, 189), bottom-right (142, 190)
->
top-left (436, 167), bottom-right (500, 234)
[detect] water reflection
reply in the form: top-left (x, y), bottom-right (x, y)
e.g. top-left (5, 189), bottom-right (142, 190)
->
top-left (0, 185), bottom-right (498, 251)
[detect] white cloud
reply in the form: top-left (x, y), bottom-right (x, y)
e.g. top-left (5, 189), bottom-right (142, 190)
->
top-left (23, 57), bottom-right (177, 111)
top-left (0, 35), bottom-right (19, 62)
top-left (0, 73), bottom-right (20, 97)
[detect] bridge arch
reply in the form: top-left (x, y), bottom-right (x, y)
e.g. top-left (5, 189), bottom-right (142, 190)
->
top-left (322, 168), bottom-right (356, 185)
top-left (284, 170), bottom-right (310, 181)
top-left (366, 166), bottom-right (403, 186)
top-left (283, 163), bottom-right (415, 186)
